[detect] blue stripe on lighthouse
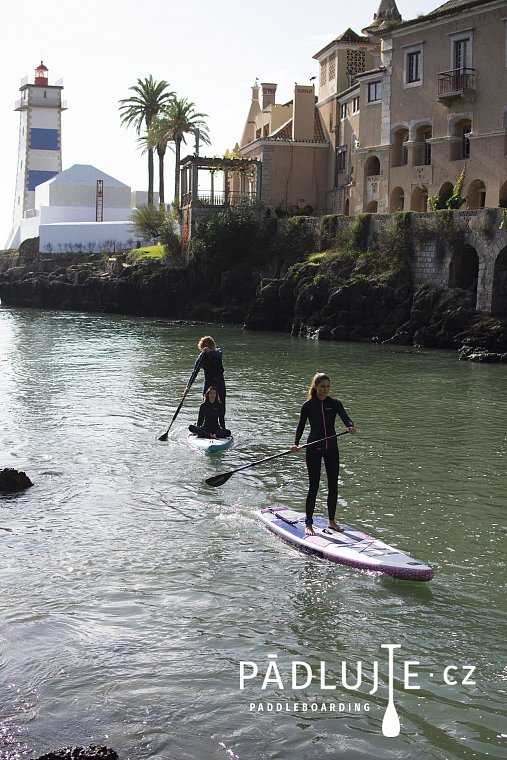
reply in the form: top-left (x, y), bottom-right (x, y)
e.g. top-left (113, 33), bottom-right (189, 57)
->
top-left (27, 170), bottom-right (59, 191)
top-left (29, 128), bottom-right (60, 150)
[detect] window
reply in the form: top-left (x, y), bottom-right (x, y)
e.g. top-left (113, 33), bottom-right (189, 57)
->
top-left (320, 59), bottom-right (327, 86)
top-left (423, 130), bottom-right (432, 165)
top-left (462, 124), bottom-right (471, 158)
top-left (450, 31), bottom-right (473, 71)
top-left (407, 51), bottom-right (421, 83)
top-left (340, 103), bottom-right (347, 120)
top-left (454, 39), bottom-right (468, 70)
top-left (337, 148), bottom-right (347, 172)
top-left (352, 96), bottom-right (360, 113)
top-left (328, 55), bottom-right (336, 81)
top-left (367, 81), bottom-right (382, 102)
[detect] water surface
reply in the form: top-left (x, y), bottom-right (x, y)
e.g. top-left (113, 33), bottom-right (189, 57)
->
top-left (0, 308), bottom-right (505, 759)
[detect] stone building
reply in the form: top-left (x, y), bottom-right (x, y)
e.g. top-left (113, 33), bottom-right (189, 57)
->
top-left (236, 0), bottom-right (506, 218)
top-left (335, 0), bottom-right (507, 215)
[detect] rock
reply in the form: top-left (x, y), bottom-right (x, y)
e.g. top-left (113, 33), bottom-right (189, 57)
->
top-left (33, 745), bottom-right (118, 760)
top-left (410, 285), bottom-right (441, 323)
top-left (0, 468), bottom-right (33, 492)
top-left (458, 346), bottom-right (507, 362)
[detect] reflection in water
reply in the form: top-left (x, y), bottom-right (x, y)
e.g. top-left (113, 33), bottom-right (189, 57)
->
top-left (0, 307), bottom-right (505, 760)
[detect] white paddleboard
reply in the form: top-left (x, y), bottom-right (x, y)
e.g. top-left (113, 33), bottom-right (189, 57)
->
top-left (187, 433), bottom-right (234, 453)
top-left (255, 506), bottom-right (433, 581)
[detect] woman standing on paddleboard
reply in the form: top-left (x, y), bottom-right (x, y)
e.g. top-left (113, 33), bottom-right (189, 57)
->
top-left (184, 336), bottom-right (227, 409)
top-left (291, 373), bottom-right (356, 536)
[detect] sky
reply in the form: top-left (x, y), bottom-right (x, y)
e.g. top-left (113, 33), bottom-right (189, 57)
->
top-left (1, 0), bottom-right (438, 246)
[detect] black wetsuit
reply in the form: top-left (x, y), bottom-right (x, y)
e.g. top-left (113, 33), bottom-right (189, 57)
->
top-left (294, 396), bottom-right (354, 527)
top-left (189, 400), bottom-right (231, 438)
top-left (187, 349), bottom-right (226, 406)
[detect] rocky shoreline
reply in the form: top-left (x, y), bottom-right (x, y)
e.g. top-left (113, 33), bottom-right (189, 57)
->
top-left (0, 247), bottom-right (506, 362)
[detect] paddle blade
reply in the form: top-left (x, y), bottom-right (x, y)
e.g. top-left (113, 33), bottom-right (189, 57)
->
top-left (158, 431), bottom-right (169, 441)
top-left (205, 471), bottom-right (234, 488)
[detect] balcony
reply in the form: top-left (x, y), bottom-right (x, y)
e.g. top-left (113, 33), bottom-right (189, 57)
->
top-left (437, 68), bottom-right (475, 104)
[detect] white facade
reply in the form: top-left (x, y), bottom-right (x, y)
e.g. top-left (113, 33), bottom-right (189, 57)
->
top-left (6, 163), bottom-right (150, 251)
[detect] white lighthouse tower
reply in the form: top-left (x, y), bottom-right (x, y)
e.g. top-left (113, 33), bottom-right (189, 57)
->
top-left (10, 61), bottom-right (66, 237)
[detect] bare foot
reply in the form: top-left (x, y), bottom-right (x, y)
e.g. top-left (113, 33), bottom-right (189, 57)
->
top-left (328, 521), bottom-right (344, 532)
top-left (305, 525), bottom-right (315, 536)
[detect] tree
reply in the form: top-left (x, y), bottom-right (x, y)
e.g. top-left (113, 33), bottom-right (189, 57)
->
top-left (119, 76), bottom-right (175, 205)
top-left (146, 116), bottom-right (172, 210)
top-left (156, 98), bottom-right (210, 205)
top-left (130, 204), bottom-right (167, 240)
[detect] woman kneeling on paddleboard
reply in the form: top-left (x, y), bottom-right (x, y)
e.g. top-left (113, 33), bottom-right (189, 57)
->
top-left (189, 386), bottom-right (231, 439)
top-left (291, 373), bottom-right (356, 536)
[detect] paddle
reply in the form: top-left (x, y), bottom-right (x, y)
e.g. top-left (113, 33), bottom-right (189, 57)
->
top-left (205, 430), bottom-right (351, 487)
top-left (158, 351), bottom-right (205, 441)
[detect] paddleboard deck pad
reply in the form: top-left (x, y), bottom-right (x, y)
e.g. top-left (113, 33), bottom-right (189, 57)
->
top-left (255, 507), bottom-right (433, 581)
top-left (187, 433), bottom-right (233, 453)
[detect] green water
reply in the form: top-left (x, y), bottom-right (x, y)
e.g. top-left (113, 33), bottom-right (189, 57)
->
top-left (0, 307), bottom-right (505, 759)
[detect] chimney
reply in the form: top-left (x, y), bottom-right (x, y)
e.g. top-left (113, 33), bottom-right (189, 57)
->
top-left (261, 83), bottom-right (277, 111)
top-left (292, 84), bottom-right (315, 141)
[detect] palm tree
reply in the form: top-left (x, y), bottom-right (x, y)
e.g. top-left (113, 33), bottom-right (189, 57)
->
top-left (119, 76), bottom-right (175, 205)
top-left (160, 98), bottom-right (210, 204)
top-left (146, 116), bottom-right (173, 210)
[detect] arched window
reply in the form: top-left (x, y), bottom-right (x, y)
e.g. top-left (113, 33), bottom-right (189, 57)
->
top-left (450, 118), bottom-right (472, 160)
top-left (411, 185), bottom-right (428, 212)
top-left (467, 179), bottom-right (486, 209)
top-left (437, 182), bottom-right (454, 209)
top-left (392, 128), bottom-right (409, 167)
top-left (366, 200), bottom-right (378, 212)
top-left (414, 125), bottom-right (432, 166)
top-left (365, 155), bottom-right (381, 176)
top-left (390, 186), bottom-right (405, 211)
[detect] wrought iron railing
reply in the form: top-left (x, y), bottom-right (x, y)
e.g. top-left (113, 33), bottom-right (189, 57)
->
top-left (437, 68), bottom-right (475, 97)
top-left (181, 190), bottom-right (256, 207)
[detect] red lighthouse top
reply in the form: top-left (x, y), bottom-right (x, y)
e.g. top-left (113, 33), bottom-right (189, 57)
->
top-left (34, 61), bottom-right (48, 86)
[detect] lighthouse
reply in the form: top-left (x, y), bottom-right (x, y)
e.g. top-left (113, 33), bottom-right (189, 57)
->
top-left (11, 61), bottom-right (66, 232)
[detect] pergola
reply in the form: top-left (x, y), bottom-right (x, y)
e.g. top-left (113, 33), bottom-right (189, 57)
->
top-left (179, 155), bottom-right (262, 208)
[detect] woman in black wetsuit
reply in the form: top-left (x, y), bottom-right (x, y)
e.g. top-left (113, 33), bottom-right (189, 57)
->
top-left (184, 336), bottom-right (226, 408)
top-left (291, 373), bottom-right (356, 536)
top-left (188, 386), bottom-right (231, 439)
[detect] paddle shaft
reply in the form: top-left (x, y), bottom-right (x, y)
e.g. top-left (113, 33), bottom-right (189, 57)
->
top-left (233, 430), bottom-right (350, 474)
top-left (158, 351), bottom-right (205, 440)
top-left (205, 430), bottom-right (351, 485)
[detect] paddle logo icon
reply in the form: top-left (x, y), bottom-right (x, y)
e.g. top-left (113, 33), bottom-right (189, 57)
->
top-left (380, 644), bottom-right (401, 737)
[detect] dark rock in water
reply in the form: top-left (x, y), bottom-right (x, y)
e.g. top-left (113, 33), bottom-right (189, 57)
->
top-left (0, 468), bottom-right (33, 492)
top-left (458, 346), bottom-right (507, 363)
top-left (33, 745), bottom-right (118, 760)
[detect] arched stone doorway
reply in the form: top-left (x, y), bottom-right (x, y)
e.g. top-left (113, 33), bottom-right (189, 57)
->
top-left (491, 246), bottom-right (507, 316)
top-left (366, 200), bottom-right (378, 212)
top-left (449, 244), bottom-right (479, 301)
top-left (390, 186), bottom-right (405, 211)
